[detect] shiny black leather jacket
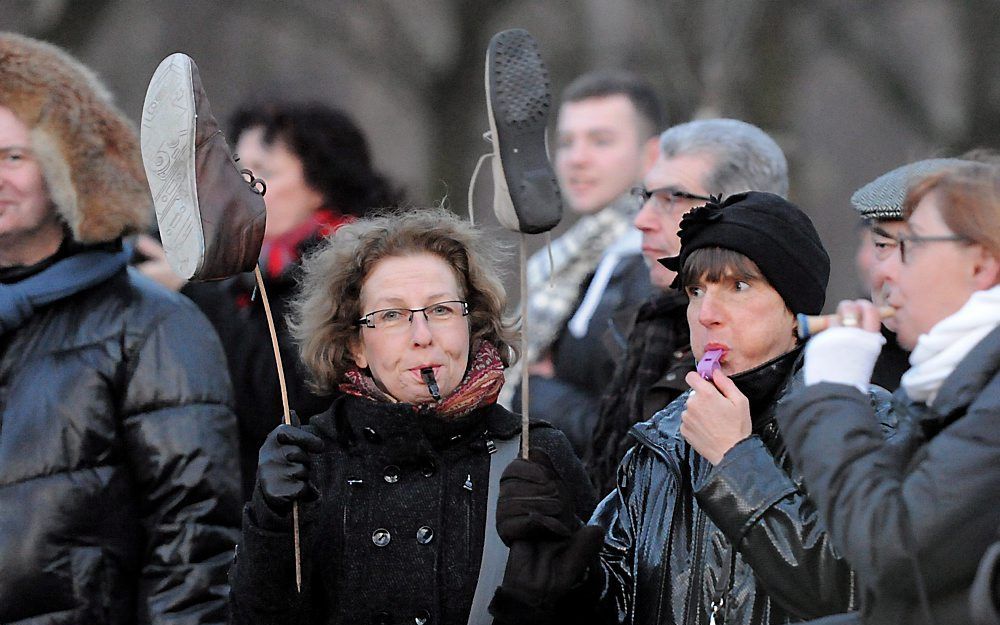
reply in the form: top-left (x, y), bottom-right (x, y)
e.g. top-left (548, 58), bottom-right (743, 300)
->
top-left (0, 267), bottom-right (241, 625)
top-left (588, 349), bottom-right (896, 625)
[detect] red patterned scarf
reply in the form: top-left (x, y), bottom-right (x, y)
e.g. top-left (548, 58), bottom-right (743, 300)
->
top-left (339, 341), bottom-right (506, 419)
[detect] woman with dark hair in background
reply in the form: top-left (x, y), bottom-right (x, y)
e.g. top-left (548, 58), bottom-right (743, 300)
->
top-left (139, 101), bottom-right (403, 499)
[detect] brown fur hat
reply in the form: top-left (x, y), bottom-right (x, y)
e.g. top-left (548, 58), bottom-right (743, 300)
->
top-left (0, 32), bottom-right (150, 243)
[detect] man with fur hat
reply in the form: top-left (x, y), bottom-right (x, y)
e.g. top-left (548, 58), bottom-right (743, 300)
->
top-left (0, 33), bottom-right (240, 624)
top-left (490, 193), bottom-right (896, 625)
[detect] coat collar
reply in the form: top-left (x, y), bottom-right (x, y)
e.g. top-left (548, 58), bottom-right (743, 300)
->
top-left (911, 324), bottom-right (1000, 436)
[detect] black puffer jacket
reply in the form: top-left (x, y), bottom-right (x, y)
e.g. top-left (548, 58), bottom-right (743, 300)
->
top-left (229, 395), bottom-right (595, 625)
top-left (0, 267), bottom-right (242, 625)
top-left (587, 348), bottom-right (896, 625)
top-left (778, 325), bottom-right (1000, 625)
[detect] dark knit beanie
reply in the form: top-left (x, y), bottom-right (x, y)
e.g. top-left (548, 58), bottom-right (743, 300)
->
top-left (659, 191), bottom-right (830, 314)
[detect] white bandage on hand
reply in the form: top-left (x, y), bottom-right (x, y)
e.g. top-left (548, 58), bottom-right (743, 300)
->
top-left (803, 327), bottom-right (887, 392)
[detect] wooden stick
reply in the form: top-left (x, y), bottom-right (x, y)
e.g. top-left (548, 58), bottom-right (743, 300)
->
top-left (520, 235), bottom-right (530, 460)
top-left (253, 266), bottom-right (302, 593)
top-left (796, 306), bottom-right (896, 339)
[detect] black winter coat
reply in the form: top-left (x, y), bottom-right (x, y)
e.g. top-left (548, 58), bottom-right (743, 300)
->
top-left (587, 348), bottom-right (896, 625)
top-left (778, 325), bottom-right (1000, 625)
top-left (0, 267), bottom-right (242, 625)
top-left (587, 289), bottom-right (693, 495)
top-left (229, 395), bottom-right (595, 625)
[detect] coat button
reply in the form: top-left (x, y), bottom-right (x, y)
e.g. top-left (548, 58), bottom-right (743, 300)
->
top-left (414, 609), bottom-right (430, 624)
top-left (362, 427), bottom-right (381, 443)
top-left (372, 528), bottom-right (391, 547)
top-left (665, 372), bottom-right (677, 381)
top-left (384, 465), bottom-right (400, 483)
top-left (372, 610), bottom-right (392, 625)
top-left (416, 526), bottom-right (434, 545)
top-left (421, 460), bottom-right (437, 477)
top-left (673, 350), bottom-right (686, 359)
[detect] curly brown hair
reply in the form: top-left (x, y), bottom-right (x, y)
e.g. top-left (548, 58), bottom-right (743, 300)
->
top-left (288, 206), bottom-right (519, 393)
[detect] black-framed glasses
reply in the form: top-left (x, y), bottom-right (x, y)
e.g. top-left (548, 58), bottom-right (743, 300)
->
top-left (355, 300), bottom-right (469, 330)
top-left (872, 232), bottom-right (970, 263)
top-left (630, 186), bottom-right (713, 215)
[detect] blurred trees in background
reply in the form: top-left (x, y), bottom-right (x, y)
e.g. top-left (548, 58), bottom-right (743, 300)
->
top-left (7, 0), bottom-right (1000, 308)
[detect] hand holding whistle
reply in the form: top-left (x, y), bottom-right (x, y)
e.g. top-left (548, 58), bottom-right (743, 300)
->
top-left (797, 305), bottom-right (895, 339)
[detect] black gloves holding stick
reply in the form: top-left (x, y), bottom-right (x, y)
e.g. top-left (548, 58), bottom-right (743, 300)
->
top-left (251, 414), bottom-right (324, 529)
top-left (491, 449), bottom-right (604, 624)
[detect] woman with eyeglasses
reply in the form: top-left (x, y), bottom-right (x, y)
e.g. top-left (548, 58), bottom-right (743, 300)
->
top-left (228, 206), bottom-right (595, 625)
top-left (776, 162), bottom-right (1000, 624)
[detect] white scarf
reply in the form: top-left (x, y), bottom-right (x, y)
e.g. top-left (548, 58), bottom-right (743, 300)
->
top-left (901, 285), bottom-right (1000, 405)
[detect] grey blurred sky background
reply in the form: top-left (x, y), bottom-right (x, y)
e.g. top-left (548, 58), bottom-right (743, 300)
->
top-left (5, 0), bottom-right (1000, 311)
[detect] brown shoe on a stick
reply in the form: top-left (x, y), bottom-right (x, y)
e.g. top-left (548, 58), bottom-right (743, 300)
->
top-left (140, 53), bottom-right (266, 281)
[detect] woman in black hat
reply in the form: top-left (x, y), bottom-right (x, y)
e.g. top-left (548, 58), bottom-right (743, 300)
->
top-left (491, 192), bottom-right (895, 625)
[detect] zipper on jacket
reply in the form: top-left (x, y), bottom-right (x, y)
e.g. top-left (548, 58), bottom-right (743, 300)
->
top-left (464, 473), bottom-right (473, 567)
top-left (709, 547), bottom-right (737, 625)
top-left (682, 507), bottom-right (708, 624)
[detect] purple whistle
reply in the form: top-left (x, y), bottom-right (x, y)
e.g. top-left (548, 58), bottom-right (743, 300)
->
top-left (697, 348), bottom-right (725, 380)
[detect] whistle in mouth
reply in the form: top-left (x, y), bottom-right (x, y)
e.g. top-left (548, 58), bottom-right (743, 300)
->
top-left (796, 306), bottom-right (896, 339)
top-left (697, 348), bottom-right (725, 381)
top-left (420, 367), bottom-right (442, 401)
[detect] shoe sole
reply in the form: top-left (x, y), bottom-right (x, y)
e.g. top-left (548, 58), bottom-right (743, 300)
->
top-left (140, 53), bottom-right (205, 280)
top-left (485, 29), bottom-right (562, 234)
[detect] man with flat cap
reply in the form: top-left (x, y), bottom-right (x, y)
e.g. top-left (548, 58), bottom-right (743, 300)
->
top-left (852, 157), bottom-right (973, 390)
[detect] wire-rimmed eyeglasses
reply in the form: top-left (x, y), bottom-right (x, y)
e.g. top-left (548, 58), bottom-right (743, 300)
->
top-left (355, 300), bottom-right (469, 330)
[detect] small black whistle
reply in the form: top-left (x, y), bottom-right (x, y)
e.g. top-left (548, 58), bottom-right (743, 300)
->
top-left (420, 367), bottom-right (441, 401)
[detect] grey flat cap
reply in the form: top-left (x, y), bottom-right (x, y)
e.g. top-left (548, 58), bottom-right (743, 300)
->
top-left (851, 158), bottom-right (971, 220)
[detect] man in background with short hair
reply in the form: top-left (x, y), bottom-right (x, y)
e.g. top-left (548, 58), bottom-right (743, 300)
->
top-left (506, 70), bottom-right (664, 458)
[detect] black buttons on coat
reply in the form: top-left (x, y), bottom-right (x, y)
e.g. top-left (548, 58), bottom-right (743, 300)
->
top-left (383, 465), bottom-right (400, 483)
top-left (420, 460), bottom-right (437, 477)
top-left (372, 528), bottom-right (391, 547)
top-left (416, 526), bottom-right (434, 545)
top-left (414, 609), bottom-right (430, 624)
top-left (362, 427), bottom-right (381, 443)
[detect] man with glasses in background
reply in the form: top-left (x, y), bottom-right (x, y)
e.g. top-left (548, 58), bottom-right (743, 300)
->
top-left (587, 118), bottom-right (791, 494)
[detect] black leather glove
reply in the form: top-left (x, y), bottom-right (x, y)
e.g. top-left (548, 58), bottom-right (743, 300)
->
top-left (496, 449), bottom-right (578, 543)
top-left (251, 419), bottom-right (324, 525)
top-left (500, 525), bottom-right (605, 596)
top-left (490, 448), bottom-right (605, 624)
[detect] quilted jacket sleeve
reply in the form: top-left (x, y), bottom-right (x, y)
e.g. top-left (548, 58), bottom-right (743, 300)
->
top-left (777, 375), bottom-right (1000, 609)
top-left (120, 297), bottom-right (242, 625)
